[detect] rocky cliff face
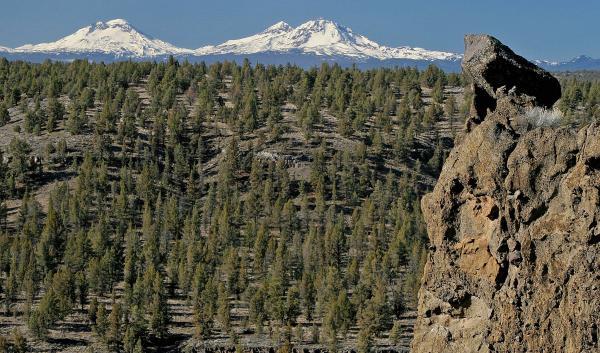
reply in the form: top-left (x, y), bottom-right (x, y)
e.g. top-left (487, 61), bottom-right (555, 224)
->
top-left (411, 35), bottom-right (600, 353)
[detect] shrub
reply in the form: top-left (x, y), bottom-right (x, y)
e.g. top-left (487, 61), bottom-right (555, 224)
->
top-left (523, 107), bottom-right (563, 127)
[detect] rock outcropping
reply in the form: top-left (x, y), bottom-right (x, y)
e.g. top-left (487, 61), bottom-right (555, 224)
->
top-left (462, 34), bottom-right (561, 128)
top-left (411, 35), bottom-right (600, 353)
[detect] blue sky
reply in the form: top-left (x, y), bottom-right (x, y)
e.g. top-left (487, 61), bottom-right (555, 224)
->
top-left (0, 0), bottom-right (597, 61)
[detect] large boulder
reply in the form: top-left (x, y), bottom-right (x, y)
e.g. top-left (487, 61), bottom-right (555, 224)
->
top-left (411, 37), bottom-right (600, 353)
top-left (463, 34), bottom-right (561, 126)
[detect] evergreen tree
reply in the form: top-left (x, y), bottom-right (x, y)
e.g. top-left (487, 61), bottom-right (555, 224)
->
top-left (66, 105), bottom-right (88, 134)
top-left (0, 103), bottom-right (9, 126)
top-left (389, 320), bottom-right (402, 346)
top-left (95, 303), bottom-right (108, 340)
top-left (46, 97), bottom-right (65, 133)
top-left (0, 59), bottom-right (484, 351)
top-left (108, 302), bottom-right (123, 350)
top-left (217, 282), bottom-right (231, 333)
top-left (8, 137), bottom-right (32, 182)
top-left (148, 272), bottom-right (169, 339)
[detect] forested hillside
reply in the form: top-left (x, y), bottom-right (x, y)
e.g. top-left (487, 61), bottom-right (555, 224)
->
top-left (8, 58), bottom-right (599, 353)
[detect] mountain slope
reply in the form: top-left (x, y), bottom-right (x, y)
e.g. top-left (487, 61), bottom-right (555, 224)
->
top-left (537, 55), bottom-right (600, 71)
top-left (1, 18), bottom-right (598, 71)
top-left (196, 19), bottom-right (461, 61)
top-left (14, 19), bottom-right (191, 57)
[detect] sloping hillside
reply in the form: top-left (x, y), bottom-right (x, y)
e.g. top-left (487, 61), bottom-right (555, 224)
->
top-left (0, 59), bottom-right (466, 353)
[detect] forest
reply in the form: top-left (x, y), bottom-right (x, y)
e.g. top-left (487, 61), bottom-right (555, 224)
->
top-left (0, 57), bottom-right (597, 353)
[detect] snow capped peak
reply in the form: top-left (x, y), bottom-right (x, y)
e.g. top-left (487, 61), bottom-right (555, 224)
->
top-left (106, 18), bottom-right (130, 26)
top-left (292, 19), bottom-right (350, 42)
top-left (196, 19), bottom-right (461, 61)
top-left (296, 18), bottom-right (345, 33)
top-left (264, 21), bottom-right (292, 34)
top-left (84, 19), bottom-right (137, 35)
top-left (1, 17), bottom-right (463, 64)
top-left (15, 18), bottom-right (191, 57)
top-left (571, 54), bottom-right (593, 61)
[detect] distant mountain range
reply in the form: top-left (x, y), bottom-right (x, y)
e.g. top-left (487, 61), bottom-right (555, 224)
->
top-left (0, 18), bottom-right (598, 72)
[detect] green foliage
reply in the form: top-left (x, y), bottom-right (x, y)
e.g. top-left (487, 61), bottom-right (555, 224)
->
top-left (0, 58), bottom-right (476, 349)
top-left (0, 103), bottom-right (9, 126)
top-left (558, 76), bottom-right (600, 125)
top-left (46, 97), bottom-right (65, 132)
top-left (95, 302), bottom-right (108, 339)
top-left (148, 272), bottom-right (169, 339)
top-left (66, 105), bottom-right (88, 134)
top-left (389, 320), bottom-right (402, 346)
top-left (8, 137), bottom-right (31, 181)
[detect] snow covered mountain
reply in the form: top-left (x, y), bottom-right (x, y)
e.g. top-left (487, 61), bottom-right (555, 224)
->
top-left (0, 18), bottom-right (598, 71)
top-left (536, 55), bottom-right (600, 71)
top-left (14, 19), bottom-right (191, 57)
top-left (196, 19), bottom-right (461, 61)
top-left (0, 18), bottom-right (461, 67)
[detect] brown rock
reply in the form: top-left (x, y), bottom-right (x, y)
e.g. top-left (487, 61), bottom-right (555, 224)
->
top-left (462, 34), bottom-right (561, 126)
top-left (454, 236), bottom-right (500, 283)
top-left (411, 36), bottom-right (600, 353)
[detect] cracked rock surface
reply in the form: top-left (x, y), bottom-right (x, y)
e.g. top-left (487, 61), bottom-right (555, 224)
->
top-left (411, 36), bottom-right (600, 353)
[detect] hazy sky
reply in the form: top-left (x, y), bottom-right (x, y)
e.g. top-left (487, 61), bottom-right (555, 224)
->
top-left (0, 0), bottom-right (597, 61)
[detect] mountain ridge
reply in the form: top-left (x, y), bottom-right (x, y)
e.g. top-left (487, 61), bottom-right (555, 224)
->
top-left (194, 19), bottom-right (462, 61)
top-left (13, 18), bottom-right (193, 57)
top-left (0, 18), bottom-right (598, 71)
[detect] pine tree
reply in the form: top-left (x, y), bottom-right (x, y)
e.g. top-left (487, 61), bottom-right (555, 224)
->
top-left (193, 300), bottom-right (213, 340)
top-left (89, 297), bottom-right (98, 324)
top-left (133, 338), bottom-right (144, 353)
top-left (142, 203), bottom-right (159, 267)
top-left (46, 97), bottom-right (65, 133)
top-left (357, 325), bottom-right (373, 353)
top-left (108, 302), bottom-right (122, 350)
top-left (36, 198), bottom-right (61, 273)
top-left (56, 138), bottom-right (67, 165)
top-left (123, 304), bottom-right (147, 352)
top-left (0, 103), bottom-right (9, 126)
top-left (285, 285), bottom-right (301, 325)
top-left (28, 309), bottom-right (47, 339)
top-left (389, 320), bottom-right (402, 346)
top-left (8, 137), bottom-right (32, 182)
top-left (248, 286), bottom-right (266, 334)
top-left (217, 282), bottom-right (231, 333)
top-left (148, 272), bottom-right (169, 339)
top-left (242, 89), bottom-right (259, 132)
top-left (66, 106), bottom-right (87, 134)
top-left (95, 303), bottom-right (108, 340)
